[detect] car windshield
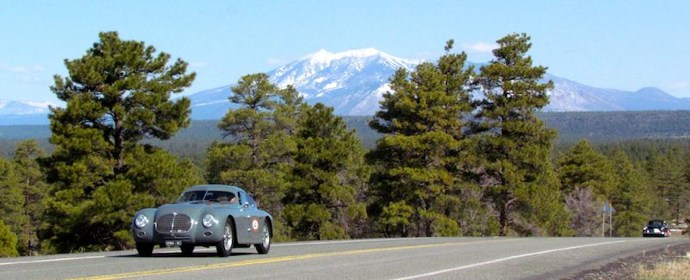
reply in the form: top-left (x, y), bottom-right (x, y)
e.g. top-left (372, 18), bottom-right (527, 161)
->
top-left (648, 220), bottom-right (664, 227)
top-left (177, 190), bottom-right (236, 203)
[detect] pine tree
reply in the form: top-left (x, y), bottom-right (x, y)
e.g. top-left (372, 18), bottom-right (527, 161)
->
top-left (610, 148), bottom-right (652, 237)
top-left (645, 150), bottom-right (681, 219)
top-left (663, 148), bottom-right (690, 224)
top-left (518, 163), bottom-right (573, 236)
top-left (368, 40), bottom-right (475, 237)
top-left (557, 140), bottom-right (615, 236)
top-left (42, 31), bottom-right (199, 252)
top-left (0, 157), bottom-right (26, 254)
top-left (283, 103), bottom-right (369, 240)
top-left (12, 140), bottom-right (47, 255)
top-left (0, 220), bottom-right (18, 257)
top-left (558, 140), bottom-right (616, 197)
top-left (207, 73), bottom-right (305, 231)
top-left (473, 33), bottom-right (563, 236)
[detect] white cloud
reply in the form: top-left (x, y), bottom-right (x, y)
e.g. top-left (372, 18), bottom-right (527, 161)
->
top-left (663, 80), bottom-right (690, 98)
top-left (665, 81), bottom-right (690, 91)
top-left (189, 61), bottom-right (208, 68)
top-left (0, 63), bottom-right (45, 74)
top-left (461, 42), bottom-right (498, 54)
top-left (19, 75), bottom-right (42, 84)
top-left (266, 57), bottom-right (289, 67)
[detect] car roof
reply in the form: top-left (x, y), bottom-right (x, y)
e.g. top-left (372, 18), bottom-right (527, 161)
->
top-left (183, 184), bottom-right (245, 193)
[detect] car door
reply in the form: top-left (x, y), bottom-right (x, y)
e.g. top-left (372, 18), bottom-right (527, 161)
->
top-left (235, 191), bottom-right (256, 242)
top-left (244, 195), bottom-right (263, 242)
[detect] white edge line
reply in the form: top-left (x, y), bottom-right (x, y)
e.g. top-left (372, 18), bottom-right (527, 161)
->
top-left (0, 238), bottom-right (411, 266)
top-left (391, 240), bottom-right (628, 280)
top-left (0, 255), bottom-right (105, 266)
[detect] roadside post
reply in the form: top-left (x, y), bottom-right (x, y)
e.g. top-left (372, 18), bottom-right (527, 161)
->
top-left (601, 201), bottom-right (615, 237)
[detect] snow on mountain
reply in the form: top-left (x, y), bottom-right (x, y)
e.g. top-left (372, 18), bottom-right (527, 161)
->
top-left (4, 48), bottom-right (690, 125)
top-left (188, 48), bottom-right (690, 120)
top-left (188, 48), bottom-right (419, 119)
top-left (268, 48), bottom-right (418, 115)
top-left (0, 99), bottom-right (53, 125)
top-left (543, 74), bottom-right (690, 111)
top-left (0, 100), bottom-right (52, 115)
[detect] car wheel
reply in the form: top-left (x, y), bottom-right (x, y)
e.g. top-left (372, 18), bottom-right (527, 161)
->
top-left (255, 220), bottom-right (271, 254)
top-left (136, 243), bottom-right (154, 257)
top-left (181, 244), bottom-right (194, 256)
top-left (216, 219), bottom-right (234, 257)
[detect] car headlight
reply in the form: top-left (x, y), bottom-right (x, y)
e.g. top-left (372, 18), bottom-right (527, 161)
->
top-left (134, 214), bottom-right (149, 228)
top-left (202, 214), bottom-right (218, 228)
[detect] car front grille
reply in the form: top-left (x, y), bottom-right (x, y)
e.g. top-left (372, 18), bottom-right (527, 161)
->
top-left (155, 213), bottom-right (193, 233)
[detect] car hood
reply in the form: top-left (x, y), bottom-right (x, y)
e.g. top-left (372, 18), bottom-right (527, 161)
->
top-left (155, 202), bottom-right (209, 218)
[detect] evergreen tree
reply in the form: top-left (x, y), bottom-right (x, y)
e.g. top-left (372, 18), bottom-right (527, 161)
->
top-left (557, 140), bottom-right (614, 236)
top-left (645, 150), bottom-right (683, 219)
top-left (558, 140), bottom-right (616, 197)
top-left (473, 33), bottom-right (563, 236)
top-left (42, 31), bottom-right (199, 252)
top-left (207, 73), bottom-right (305, 236)
top-left (283, 103), bottom-right (369, 240)
top-left (610, 148), bottom-right (652, 236)
top-left (663, 148), bottom-right (690, 224)
top-left (0, 157), bottom-right (26, 254)
top-left (368, 40), bottom-right (475, 237)
top-left (0, 220), bottom-right (18, 257)
top-left (517, 164), bottom-right (573, 236)
top-left (12, 140), bottom-right (47, 255)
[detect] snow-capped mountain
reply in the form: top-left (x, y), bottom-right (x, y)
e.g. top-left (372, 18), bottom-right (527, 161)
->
top-left (4, 48), bottom-right (690, 125)
top-left (0, 100), bottom-right (53, 125)
top-left (187, 48), bottom-right (690, 120)
top-left (188, 48), bottom-right (419, 119)
top-left (270, 48), bottom-right (419, 115)
top-left (544, 74), bottom-right (690, 111)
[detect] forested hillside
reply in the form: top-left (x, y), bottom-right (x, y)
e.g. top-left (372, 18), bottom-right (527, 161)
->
top-left (5, 110), bottom-right (690, 157)
top-left (0, 111), bottom-right (690, 153)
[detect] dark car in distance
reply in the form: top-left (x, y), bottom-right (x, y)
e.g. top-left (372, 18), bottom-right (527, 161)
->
top-left (643, 219), bottom-right (671, 237)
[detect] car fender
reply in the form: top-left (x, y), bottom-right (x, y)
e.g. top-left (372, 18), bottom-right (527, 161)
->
top-left (132, 208), bottom-right (157, 242)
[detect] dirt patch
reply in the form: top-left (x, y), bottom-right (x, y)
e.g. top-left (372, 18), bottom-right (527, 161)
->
top-left (565, 240), bottom-right (690, 280)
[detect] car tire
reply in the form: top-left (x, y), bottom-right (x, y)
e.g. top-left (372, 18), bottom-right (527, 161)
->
top-left (216, 219), bottom-right (234, 257)
top-left (136, 243), bottom-right (154, 257)
top-left (255, 220), bottom-right (271, 254)
top-left (181, 244), bottom-right (194, 256)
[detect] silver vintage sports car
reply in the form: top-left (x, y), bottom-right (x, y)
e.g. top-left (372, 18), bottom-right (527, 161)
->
top-left (131, 184), bottom-right (273, 257)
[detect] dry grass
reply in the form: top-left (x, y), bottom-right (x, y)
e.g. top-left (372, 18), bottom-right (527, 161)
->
top-left (637, 255), bottom-right (690, 280)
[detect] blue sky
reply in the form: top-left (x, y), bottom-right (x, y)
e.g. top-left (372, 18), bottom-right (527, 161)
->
top-left (1, 0), bottom-right (689, 103)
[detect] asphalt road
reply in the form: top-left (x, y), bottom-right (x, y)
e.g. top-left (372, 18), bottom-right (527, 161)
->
top-left (2, 237), bottom-right (689, 280)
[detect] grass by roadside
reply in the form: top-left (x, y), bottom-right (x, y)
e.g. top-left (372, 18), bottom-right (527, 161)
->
top-left (636, 252), bottom-right (690, 280)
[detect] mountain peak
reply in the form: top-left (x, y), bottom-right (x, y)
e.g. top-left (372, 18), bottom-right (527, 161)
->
top-left (303, 49), bottom-right (333, 62)
top-left (3, 50), bottom-right (687, 125)
top-left (303, 48), bottom-right (386, 64)
top-left (337, 48), bottom-right (383, 58)
top-left (636, 87), bottom-right (665, 94)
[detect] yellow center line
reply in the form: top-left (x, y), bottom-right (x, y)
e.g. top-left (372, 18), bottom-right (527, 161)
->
top-left (70, 242), bottom-right (469, 280)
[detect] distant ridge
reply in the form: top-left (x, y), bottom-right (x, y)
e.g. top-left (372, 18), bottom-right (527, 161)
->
top-left (186, 48), bottom-right (690, 120)
top-left (3, 48), bottom-right (690, 125)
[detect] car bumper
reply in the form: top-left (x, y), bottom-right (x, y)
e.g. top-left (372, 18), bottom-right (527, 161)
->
top-left (132, 225), bottom-right (224, 245)
top-left (642, 230), bottom-right (669, 237)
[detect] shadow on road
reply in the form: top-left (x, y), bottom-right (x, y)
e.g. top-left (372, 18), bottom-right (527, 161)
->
top-left (111, 251), bottom-right (255, 258)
